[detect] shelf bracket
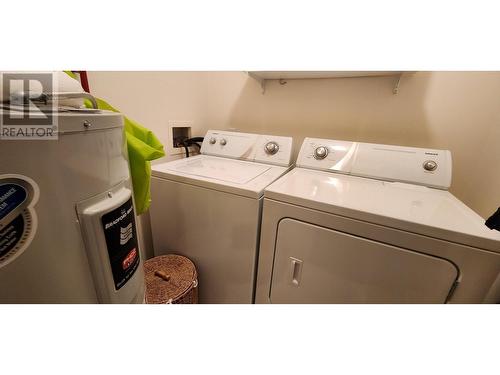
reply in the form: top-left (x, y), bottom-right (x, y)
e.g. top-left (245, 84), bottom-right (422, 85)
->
top-left (248, 72), bottom-right (267, 94)
top-left (260, 79), bottom-right (267, 94)
top-left (393, 74), bottom-right (402, 95)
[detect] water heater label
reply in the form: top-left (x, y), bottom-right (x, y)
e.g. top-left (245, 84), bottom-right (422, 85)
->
top-left (0, 175), bottom-right (39, 268)
top-left (101, 198), bottom-right (140, 290)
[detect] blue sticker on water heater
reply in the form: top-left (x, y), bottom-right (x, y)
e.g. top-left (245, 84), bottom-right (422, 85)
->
top-left (0, 175), bottom-right (39, 268)
top-left (0, 183), bottom-right (28, 221)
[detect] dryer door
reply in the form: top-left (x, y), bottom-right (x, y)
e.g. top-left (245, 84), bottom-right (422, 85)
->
top-left (270, 219), bottom-right (459, 303)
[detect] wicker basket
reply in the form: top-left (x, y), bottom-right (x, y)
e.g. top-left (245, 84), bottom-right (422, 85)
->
top-left (144, 254), bottom-right (198, 304)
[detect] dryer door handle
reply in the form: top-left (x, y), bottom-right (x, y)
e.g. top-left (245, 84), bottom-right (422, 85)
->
top-left (289, 257), bottom-right (303, 287)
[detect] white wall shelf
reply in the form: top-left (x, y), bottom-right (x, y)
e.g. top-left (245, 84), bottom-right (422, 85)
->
top-left (247, 71), bottom-right (412, 95)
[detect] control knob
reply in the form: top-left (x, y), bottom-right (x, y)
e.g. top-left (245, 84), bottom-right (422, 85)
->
top-left (220, 138), bottom-right (227, 146)
top-left (314, 146), bottom-right (329, 160)
top-left (264, 141), bottom-right (279, 155)
top-left (209, 137), bottom-right (216, 144)
top-left (423, 160), bottom-right (438, 171)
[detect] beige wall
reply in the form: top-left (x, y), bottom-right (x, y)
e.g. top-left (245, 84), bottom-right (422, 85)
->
top-left (88, 72), bottom-right (212, 163)
top-left (88, 71), bottom-right (500, 221)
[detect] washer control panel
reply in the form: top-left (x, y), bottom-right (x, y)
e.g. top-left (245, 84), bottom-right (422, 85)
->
top-left (297, 137), bottom-right (452, 189)
top-left (201, 130), bottom-right (293, 166)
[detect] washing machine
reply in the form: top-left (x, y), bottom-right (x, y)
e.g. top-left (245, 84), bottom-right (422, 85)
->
top-left (0, 95), bottom-right (144, 303)
top-left (150, 130), bottom-right (293, 303)
top-left (255, 138), bottom-right (500, 304)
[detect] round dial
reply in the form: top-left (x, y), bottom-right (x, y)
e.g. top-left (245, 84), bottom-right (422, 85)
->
top-left (264, 141), bottom-right (279, 155)
top-left (209, 137), bottom-right (216, 144)
top-left (220, 138), bottom-right (227, 146)
top-left (423, 160), bottom-right (438, 171)
top-left (314, 146), bottom-right (329, 160)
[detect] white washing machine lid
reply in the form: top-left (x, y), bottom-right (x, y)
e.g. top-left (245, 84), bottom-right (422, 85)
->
top-left (152, 155), bottom-right (290, 198)
top-left (264, 168), bottom-right (500, 252)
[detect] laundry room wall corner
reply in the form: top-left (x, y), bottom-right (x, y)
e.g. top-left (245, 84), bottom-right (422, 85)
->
top-left (136, 212), bottom-right (155, 260)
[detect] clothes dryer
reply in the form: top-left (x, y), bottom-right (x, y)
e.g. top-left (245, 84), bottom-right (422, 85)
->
top-left (256, 138), bottom-right (500, 303)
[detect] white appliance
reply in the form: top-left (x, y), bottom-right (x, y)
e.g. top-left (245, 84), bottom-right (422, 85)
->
top-left (150, 130), bottom-right (293, 303)
top-left (255, 138), bottom-right (500, 303)
top-left (0, 103), bottom-right (144, 303)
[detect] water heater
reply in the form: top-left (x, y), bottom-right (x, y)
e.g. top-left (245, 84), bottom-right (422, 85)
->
top-left (0, 105), bottom-right (144, 303)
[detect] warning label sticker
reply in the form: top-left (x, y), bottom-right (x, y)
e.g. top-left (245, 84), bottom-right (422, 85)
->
top-left (0, 175), bottom-right (39, 268)
top-left (101, 198), bottom-right (140, 290)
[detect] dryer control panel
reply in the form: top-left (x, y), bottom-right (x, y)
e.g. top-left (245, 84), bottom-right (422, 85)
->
top-left (201, 130), bottom-right (293, 166)
top-left (297, 138), bottom-right (452, 190)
